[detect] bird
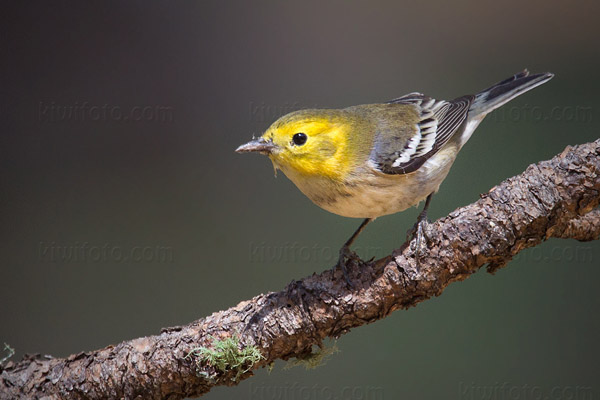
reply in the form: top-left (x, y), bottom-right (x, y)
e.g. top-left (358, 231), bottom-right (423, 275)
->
top-left (236, 70), bottom-right (553, 282)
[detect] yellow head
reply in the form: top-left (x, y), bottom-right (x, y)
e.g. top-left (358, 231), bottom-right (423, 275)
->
top-left (236, 109), bottom-right (360, 180)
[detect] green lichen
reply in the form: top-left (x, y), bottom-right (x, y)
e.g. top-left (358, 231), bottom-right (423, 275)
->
top-left (0, 343), bottom-right (15, 366)
top-left (186, 336), bottom-right (263, 381)
top-left (284, 342), bottom-right (339, 370)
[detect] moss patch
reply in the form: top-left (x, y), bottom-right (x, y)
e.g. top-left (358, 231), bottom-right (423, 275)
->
top-left (0, 343), bottom-right (15, 368)
top-left (186, 336), bottom-right (263, 381)
top-left (285, 342), bottom-right (339, 370)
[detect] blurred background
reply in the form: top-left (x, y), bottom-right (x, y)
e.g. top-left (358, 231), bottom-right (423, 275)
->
top-left (1, 1), bottom-right (599, 399)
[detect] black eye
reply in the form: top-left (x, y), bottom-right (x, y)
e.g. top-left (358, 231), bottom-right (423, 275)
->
top-left (292, 132), bottom-right (307, 146)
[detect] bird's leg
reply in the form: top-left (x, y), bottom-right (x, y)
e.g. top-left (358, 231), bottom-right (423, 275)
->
top-left (334, 218), bottom-right (372, 285)
top-left (406, 193), bottom-right (433, 264)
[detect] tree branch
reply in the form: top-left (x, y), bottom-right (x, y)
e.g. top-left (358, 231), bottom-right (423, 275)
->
top-left (2, 140), bottom-right (599, 400)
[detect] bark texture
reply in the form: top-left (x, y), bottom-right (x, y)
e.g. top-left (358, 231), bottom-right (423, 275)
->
top-left (1, 140), bottom-right (599, 400)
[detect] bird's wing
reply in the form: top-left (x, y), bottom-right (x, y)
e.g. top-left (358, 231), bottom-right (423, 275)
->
top-left (371, 93), bottom-right (474, 175)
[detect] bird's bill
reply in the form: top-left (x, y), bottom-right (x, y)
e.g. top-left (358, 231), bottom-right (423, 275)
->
top-left (235, 137), bottom-right (276, 155)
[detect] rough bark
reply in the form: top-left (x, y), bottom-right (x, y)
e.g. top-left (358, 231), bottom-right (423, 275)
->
top-left (1, 140), bottom-right (599, 400)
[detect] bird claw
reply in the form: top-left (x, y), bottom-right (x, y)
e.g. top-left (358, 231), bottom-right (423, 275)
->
top-left (405, 217), bottom-right (431, 266)
top-left (332, 246), bottom-right (358, 287)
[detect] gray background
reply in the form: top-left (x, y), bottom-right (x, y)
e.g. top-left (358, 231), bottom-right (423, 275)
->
top-left (1, 1), bottom-right (599, 399)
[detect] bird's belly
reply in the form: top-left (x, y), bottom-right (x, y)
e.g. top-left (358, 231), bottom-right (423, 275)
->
top-left (282, 145), bottom-right (457, 219)
top-left (319, 179), bottom-right (425, 218)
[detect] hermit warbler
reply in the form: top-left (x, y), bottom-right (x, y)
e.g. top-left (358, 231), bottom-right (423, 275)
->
top-left (237, 70), bottom-right (553, 279)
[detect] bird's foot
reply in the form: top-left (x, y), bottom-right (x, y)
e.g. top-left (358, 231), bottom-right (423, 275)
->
top-left (405, 217), bottom-right (431, 266)
top-left (332, 246), bottom-right (359, 287)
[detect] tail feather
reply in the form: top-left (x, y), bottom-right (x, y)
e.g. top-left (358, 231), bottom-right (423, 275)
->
top-left (469, 69), bottom-right (554, 117)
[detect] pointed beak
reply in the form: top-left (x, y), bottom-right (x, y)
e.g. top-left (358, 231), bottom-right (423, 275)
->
top-left (235, 137), bottom-right (276, 155)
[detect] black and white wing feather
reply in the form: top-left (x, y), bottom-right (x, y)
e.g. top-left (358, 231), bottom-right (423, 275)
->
top-left (373, 93), bottom-right (473, 174)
